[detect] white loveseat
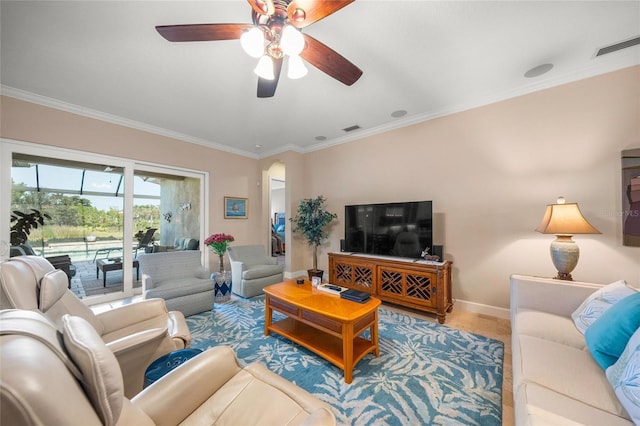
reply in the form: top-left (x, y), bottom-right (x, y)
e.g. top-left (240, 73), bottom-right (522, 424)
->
top-left (138, 251), bottom-right (214, 317)
top-left (510, 274), bottom-right (636, 425)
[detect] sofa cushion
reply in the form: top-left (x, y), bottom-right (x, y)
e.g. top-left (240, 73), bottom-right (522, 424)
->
top-left (606, 327), bottom-right (640, 425)
top-left (515, 308), bottom-right (586, 349)
top-left (571, 280), bottom-right (637, 334)
top-left (515, 381), bottom-right (633, 426)
top-left (181, 362), bottom-right (333, 425)
top-left (146, 279), bottom-right (214, 300)
top-left (585, 292), bottom-right (640, 370)
top-left (185, 238), bottom-right (199, 250)
top-left (243, 264), bottom-right (284, 280)
top-left (517, 334), bottom-right (629, 418)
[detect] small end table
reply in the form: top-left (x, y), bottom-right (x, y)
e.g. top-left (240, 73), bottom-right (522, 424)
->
top-left (96, 259), bottom-right (140, 286)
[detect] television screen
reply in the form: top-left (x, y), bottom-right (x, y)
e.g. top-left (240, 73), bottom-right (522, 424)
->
top-left (344, 201), bottom-right (433, 258)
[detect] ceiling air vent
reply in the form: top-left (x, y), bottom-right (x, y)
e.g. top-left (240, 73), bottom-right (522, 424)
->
top-left (596, 36), bottom-right (640, 57)
top-left (343, 124), bottom-right (361, 132)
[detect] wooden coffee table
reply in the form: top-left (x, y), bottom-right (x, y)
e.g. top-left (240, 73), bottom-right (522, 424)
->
top-left (264, 279), bottom-right (381, 383)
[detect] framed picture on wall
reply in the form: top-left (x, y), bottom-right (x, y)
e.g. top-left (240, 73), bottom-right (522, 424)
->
top-left (622, 149), bottom-right (640, 246)
top-left (224, 196), bottom-right (248, 219)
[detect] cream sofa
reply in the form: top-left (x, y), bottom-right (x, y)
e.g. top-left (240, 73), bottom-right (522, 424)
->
top-left (510, 274), bottom-right (634, 425)
top-left (0, 309), bottom-right (336, 425)
top-left (138, 251), bottom-right (214, 317)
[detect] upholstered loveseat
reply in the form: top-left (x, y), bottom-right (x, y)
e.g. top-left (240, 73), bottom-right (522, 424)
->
top-left (138, 251), bottom-right (214, 317)
top-left (510, 274), bottom-right (639, 425)
top-left (0, 309), bottom-right (336, 425)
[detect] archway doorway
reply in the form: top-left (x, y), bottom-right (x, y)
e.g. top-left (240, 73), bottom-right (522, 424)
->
top-left (268, 162), bottom-right (285, 260)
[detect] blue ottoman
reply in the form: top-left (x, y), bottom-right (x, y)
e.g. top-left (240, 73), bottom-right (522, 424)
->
top-left (144, 348), bottom-right (203, 388)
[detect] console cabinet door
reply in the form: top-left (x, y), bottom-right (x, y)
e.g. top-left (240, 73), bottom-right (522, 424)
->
top-left (330, 257), bottom-right (375, 293)
top-left (377, 267), bottom-right (437, 308)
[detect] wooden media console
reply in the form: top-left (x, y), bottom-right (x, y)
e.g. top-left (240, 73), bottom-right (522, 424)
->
top-left (328, 252), bottom-right (453, 323)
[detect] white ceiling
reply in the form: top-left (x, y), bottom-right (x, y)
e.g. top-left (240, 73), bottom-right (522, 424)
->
top-left (1, 1), bottom-right (639, 159)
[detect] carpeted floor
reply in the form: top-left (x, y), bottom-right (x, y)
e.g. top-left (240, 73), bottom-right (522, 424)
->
top-left (186, 296), bottom-right (504, 425)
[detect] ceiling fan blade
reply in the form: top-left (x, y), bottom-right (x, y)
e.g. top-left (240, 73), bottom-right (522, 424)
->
top-left (287, 0), bottom-right (354, 28)
top-left (247, 0), bottom-right (275, 16)
top-left (156, 24), bottom-right (253, 42)
top-left (257, 57), bottom-right (283, 98)
top-left (300, 34), bottom-right (362, 86)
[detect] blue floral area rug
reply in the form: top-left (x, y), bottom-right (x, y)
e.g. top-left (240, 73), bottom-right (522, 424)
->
top-left (186, 297), bottom-right (504, 425)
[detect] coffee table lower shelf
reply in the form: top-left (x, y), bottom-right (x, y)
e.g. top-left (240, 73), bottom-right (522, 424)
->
top-left (268, 318), bottom-right (376, 374)
top-left (264, 281), bottom-right (380, 383)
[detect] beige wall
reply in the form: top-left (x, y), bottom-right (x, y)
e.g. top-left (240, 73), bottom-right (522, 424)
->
top-left (299, 66), bottom-right (640, 310)
top-left (1, 96), bottom-right (265, 271)
top-left (2, 65), bottom-right (639, 311)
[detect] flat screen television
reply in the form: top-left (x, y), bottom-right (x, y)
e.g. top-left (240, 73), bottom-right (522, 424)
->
top-left (344, 201), bottom-right (433, 259)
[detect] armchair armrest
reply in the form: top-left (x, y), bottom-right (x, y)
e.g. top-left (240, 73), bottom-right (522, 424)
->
top-left (195, 266), bottom-right (210, 280)
top-left (264, 257), bottom-right (277, 265)
top-left (106, 327), bottom-right (167, 356)
top-left (167, 311), bottom-right (191, 348)
top-left (230, 260), bottom-right (245, 286)
top-left (509, 274), bottom-right (603, 319)
top-left (141, 273), bottom-right (155, 290)
top-left (97, 298), bottom-right (169, 334)
top-left (132, 346), bottom-right (241, 425)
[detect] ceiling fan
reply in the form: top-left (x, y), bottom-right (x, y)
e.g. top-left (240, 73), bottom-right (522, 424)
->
top-left (156, 0), bottom-right (363, 98)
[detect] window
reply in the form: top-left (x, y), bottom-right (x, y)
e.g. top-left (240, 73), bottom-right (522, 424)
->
top-left (3, 142), bottom-right (206, 305)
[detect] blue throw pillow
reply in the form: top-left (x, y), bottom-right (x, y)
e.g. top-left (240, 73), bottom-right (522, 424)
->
top-left (585, 292), bottom-right (640, 370)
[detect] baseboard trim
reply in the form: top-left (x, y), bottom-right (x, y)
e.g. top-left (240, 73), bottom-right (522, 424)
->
top-left (454, 299), bottom-right (510, 320)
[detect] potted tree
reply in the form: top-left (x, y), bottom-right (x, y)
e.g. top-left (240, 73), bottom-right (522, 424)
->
top-left (290, 195), bottom-right (337, 281)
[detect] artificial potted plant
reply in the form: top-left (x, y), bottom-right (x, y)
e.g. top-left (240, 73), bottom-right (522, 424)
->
top-left (290, 195), bottom-right (337, 281)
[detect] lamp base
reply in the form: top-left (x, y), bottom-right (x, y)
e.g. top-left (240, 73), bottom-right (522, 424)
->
top-left (550, 235), bottom-right (579, 282)
top-left (554, 272), bottom-right (573, 281)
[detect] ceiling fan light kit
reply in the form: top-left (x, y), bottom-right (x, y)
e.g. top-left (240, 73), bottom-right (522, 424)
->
top-left (255, 55), bottom-right (275, 80)
top-left (287, 55), bottom-right (308, 79)
top-left (156, 0), bottom-right (362, 97)
top-left (242, 23), bottom-right (306, 80)
top-left (280, 24), bottom-right (305, 55)
top-left (240, 27), bottom-right (265, 58)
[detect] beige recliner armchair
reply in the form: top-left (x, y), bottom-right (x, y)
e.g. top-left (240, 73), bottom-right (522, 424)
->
top-left (0, 255), bottom-right (191, 397)
top-left (0, 309), bottom-right (336, 426)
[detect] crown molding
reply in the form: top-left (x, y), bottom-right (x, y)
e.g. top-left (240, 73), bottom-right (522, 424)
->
top-left (0, 85), bottom-right (261, 159)
top-left (2, 54), bottom-right (637, 160)
top-left (304, 56), bottom-right (640, 153)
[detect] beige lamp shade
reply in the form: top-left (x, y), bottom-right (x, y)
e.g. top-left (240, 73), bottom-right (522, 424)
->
top-left (535, 203), bottom-right (601, 235)
top-left (536, 202), bottom-right (600, 281)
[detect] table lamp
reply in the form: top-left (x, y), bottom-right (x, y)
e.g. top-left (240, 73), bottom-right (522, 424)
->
top-left (535, 197), bottom-right (601, 280)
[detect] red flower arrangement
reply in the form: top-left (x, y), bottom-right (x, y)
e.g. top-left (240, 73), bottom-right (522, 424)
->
top-left (204, 233), bottom-right (235, 256)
